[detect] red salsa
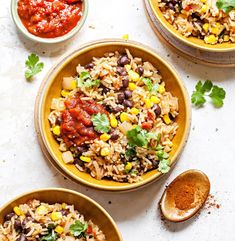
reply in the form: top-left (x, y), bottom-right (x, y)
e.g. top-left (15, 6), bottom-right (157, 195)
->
top-left (17, 0), bottom-right (83, 38)
top-left (60, 95), bottom-right (108, 147)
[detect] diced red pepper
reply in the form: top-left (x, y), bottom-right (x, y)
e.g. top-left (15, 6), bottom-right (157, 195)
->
top-left (141, 122), bottom-right (153, 130)
top-left (184, 5), bottom-right (192, 11)
top-left (87, 225), bottom-right (92, 234)
top-left (67, 0), bottom-right (81, 3)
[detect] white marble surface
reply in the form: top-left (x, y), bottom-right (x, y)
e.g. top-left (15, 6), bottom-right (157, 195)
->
top-left (1, 0), bottom-right (235, 240)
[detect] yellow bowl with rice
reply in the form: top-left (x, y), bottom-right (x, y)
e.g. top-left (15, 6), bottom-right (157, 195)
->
top-left (149, 0), bottom-right (235, 52)
top-left (35, 39), bottom-right (191, 191)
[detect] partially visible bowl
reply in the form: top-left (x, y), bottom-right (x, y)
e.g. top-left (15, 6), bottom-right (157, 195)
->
top-left (35, 39), bottom-right (191, 191)
top-left (11, 0), bottom-right (88, 44)
top-left (148, 0), bottom-right (235, 52)
top-left (0, 188), bottom-right (123, 241)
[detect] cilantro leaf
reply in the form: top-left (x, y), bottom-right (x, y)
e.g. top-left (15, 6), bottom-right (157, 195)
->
top-left (91, 113), bottom-right (110, 133)
top-left (158, 159), bottom-right (170, 173)
top-left (216, 0), bottom-right (235, 13)
top-left (25, 53), bottom-right (44, 80)
top-left (126, 126), bottom-right (148, 147)
top-left (191, 80), bottom-right (226, 108)
top-left (41, 230), bottom-right (57, 241)
top-left (209, 85), bottom-right (226, 107)
top-left (125, 147), bottom-right (136, 158)
top-left (69, 220), bottom-right (87, 237)
top-left (142, 78), bottom-right (159, 93)
top-left (76, 71), bottom-right (100, 88)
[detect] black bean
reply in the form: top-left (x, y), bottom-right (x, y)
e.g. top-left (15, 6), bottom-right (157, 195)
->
top-left (85, 63), bottom-right (94, 69)
top-left (116, 67), bottom-right (127, 76)
top-left (117, 55), bottom-right (130, 67)
top-left (136, 66), bottom-right (144, 76)
top-left (60, 209), bottom-right (69, 216)
top-left (169, 112), bottom-right (175, 120)
top-left (5, 212), bottom-right (15, 221)
top-left (112, 106), bottom-right (123, 113)
top-left (14, 220), bottom-right (22, 231)
top-left (168, 2), bottom-right (175, 9)
top-left (16, 234), bottom-right (27, 241)
top-left (100, 84), bottom-right (110, 94)
top-left (124, 90), bottom-right (132, 99)
top-left (23, 228), bottom-right (31, 234)
top-left (55, 116), bottom-right (63, 125)
top-left (153, 104), bottom-right (161, 117)
top-left (122, 76), bottom-right (129, 88)
top-left (118, 93), bottom-right (125, 103)
top-left (110, 133), bottom-right (119, 141)
top-left (77, 146), bottom-right (87, 154)
top-left (123, 99), bottom-right (133, 108)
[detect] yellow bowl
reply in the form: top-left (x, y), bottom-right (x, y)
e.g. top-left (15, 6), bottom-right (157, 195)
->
top-left (0, 188), bottom-right (122, 241)
top-left (148, 0), bottom-right (235, 52)
top-left (35, 39), bottom-right (191, 191)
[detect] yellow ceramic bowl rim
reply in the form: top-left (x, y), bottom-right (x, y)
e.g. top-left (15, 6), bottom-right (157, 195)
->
top-left (35, 39), bottom-right (191, 192)
top-left (0, 188), bottom-right (123, 241)
top-left (148, 0), bottom-right (235, 52)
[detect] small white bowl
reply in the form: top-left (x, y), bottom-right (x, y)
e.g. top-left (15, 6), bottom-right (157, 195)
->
top-left (11, 0), bottom-right (88, 44)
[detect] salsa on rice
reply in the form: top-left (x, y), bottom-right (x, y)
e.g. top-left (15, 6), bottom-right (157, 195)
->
top-left (0, 199), bottom-right (106, 241)
top-left (158, 0), bottom-right (235, 44)
top-left (48, 50), bottom-right (179, 183)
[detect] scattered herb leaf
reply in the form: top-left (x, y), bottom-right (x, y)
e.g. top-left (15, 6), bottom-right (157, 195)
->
top-left (216, 0), bottom-right (235, 13)
top-left (25, 53), bottom-right (44, 80)
top-left (191, 80), bottom-right (226, 107)
top-left (41, 230), bottom-right (57, 241)
top-left (76, 71), bottom-right (100, 88)
top-left (126, 126), bottom-right (148, 147)
top-left (91, 113), bottom-right (110, 133)
top-left (69, 220), bottom-right (87, 237)
top-left (158, 159), bottom-right (170, 173)
top-left (142, 78), bottom-right (159, 93)
top-left (125, 147), bottom-right (136, 158)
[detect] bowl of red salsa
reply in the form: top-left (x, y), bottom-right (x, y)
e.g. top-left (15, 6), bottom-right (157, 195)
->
top-left (11, 0), bottom-right (88, 43)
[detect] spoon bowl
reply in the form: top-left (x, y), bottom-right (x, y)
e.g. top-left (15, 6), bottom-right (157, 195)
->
top-left (160, 169), bottom-right (210, 222)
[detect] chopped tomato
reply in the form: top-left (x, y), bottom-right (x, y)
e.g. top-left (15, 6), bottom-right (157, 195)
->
top-left (87, 225), bottom-right (92, 234)
top-left (141, 122), bottom-right (153, 130)
top-left (184, 5), bottom-right (192, 11)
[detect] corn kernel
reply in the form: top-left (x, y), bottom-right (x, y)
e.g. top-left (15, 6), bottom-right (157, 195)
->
top-left (101, 147), bottom-right (110, 156)
top-left (55, 225), bottom-right (64, 234)
top-left (51, 212), bottom-right (62, 221)
top-left (71, 80), bottom-right (77, 90)
top-left (36, 205), bottom-right (48, 215)
top-left (163, 114), bottom-right (171, 125)
top-left (61, 203), bottom-right (67, 209)
top-left (201, 4), bottom-right (208, 13)
top-left (122, 34), bottom-right (129, 40)
top-left (202, 23), bottom-right (209, 32)
top-left (204, 35), bottom-right (217, 44)
top-left (200, 0), bottom-right (206, 3)
top-left (129, 82), bottom-right (137, 90)
top-left (132, 124), bottom-right (138, 129)
top-left (169, 142), bottom-right (173, 147)
top-left (110, 114), bottom-right (118, 128)
top-left (80, 156), bottom-right (91, 163)
top-left (145, 99), bottom-right (153, 108)
top-left (100, 133), bottom-right (111, 142)
top-left (125, 162), bottom-right (132, 172)
top-left (128, 70), bottom-right (140, 82)
top-left (125, 64), bottom-right (131, 72)
top-left (150, 96), bottom-right (160, 104)
top-left (130, 108), bottom-right (139, 115)
top-left (13, 207), bottom-right (23, 216)
top-left (120, 112), bottom-right (130, 122)
top-left (158, 85), bottom-right (165, 94)
top-left (211, 23), bottom-right (221, 35)
top-left (224, 35), bottom-right (230, 42)
top-left (61, 90), bottom-right (70, 97)
top-left (52, 125), bottom-right (61, 136)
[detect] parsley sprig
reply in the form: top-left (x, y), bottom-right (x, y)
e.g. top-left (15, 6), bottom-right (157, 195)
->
top-left (216, 0), bottom-right (235, 13)
top-left (25, 53), bottom-right (44, 80)
top-left (91, 113), bottom-right (110, 133)
top-left (191, 80), bottom-right (226, 108)
top-left (77, 71), bottom-right (100, 88)
top-left (69, 220), bottom-right (88, 237)
top-left (156, 145), bottom-right (170, 173)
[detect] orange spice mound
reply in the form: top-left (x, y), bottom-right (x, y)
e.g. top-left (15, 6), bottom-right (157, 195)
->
top-left (174, 183), bottom-right (196, 210)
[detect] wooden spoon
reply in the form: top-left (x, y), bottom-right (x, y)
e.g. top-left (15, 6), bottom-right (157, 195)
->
top-left (160, 169), bottom-right (210, 222)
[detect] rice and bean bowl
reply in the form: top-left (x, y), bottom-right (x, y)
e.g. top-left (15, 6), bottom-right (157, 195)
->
top-left (48, 49), bottom-right (179, 183)
top-left (0, 199), bottom-right (105, 241)
top-left (158, 0), bottom-right (235, 44)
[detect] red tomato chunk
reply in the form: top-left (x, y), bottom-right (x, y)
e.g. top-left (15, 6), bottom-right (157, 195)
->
top-left (17, 0), bottom-right (83, 38)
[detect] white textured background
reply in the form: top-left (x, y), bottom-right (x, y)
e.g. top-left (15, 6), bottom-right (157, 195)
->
top-left (1, 0), bottom-right (235, 240)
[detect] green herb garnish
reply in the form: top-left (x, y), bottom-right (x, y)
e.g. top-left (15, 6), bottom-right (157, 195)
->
top-left (191, 80), bottom-right (226, 108)
top-left (41, 230), bottom-right (58, 241)
top-left (125, 147), bottom-right (137, 158)
top-left (142, 78), bottom-right (159, 93)
top-left (77, 71), bottom-right (100, 88)
top-left (69, 220), bottom-right (88, 237)
top-left (126, 126), bottom-right (148, 147)
top-left (216, 0), bottom-right (235, 13)
top-left (91, 113), bottom-right (110, 133)
top-left (158, 159), bottom-right (170, 173)
top-left (25, 53), bottom-right (44, 80)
